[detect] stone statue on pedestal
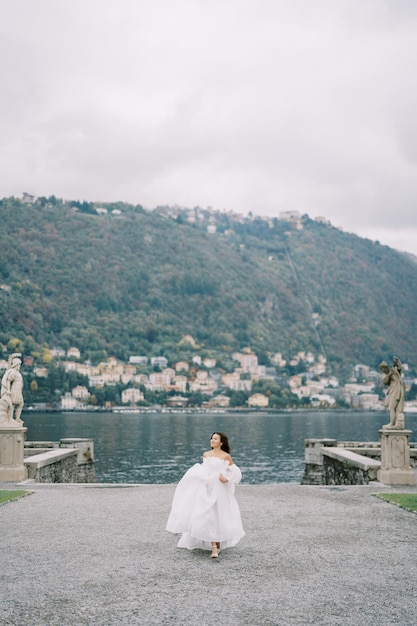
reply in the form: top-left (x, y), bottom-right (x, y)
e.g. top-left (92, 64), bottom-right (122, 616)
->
top-left (379, 356), bottom-right (405, 430)
top-left (0, 352), bottom-right (27, 481)
top-left (0, 353), bottom-right (24, 426)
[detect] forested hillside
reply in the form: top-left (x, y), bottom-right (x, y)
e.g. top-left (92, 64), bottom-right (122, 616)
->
top-left (1, 196), bottom-right (417, 376)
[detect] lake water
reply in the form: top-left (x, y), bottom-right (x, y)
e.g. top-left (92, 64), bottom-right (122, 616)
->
top-left (22, 410), bottom-right (417, 484)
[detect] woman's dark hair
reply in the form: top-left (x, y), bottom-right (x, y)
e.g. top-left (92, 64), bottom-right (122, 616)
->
top-left (211, 432), bottom-right (231, 454)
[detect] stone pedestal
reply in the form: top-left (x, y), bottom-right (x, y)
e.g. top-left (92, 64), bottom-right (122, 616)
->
top-left (377, 429), bottom-right (416, 486)
top-left (0, 425), bottom-right (27, 481)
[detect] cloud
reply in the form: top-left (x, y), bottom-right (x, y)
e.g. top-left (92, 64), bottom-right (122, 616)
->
top-left (1, 0), bottom-right (417, 255)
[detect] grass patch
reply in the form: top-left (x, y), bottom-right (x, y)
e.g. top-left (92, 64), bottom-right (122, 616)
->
top-left (376, 493), bottom-right (417, 513)
top-left (0, 490), bottom-right (31, 505)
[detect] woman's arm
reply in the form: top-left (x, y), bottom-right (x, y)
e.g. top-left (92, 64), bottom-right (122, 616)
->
top-left (219, 461), bottom-right (242, 484)
top-left (224, 464), bottom-right (242, 485)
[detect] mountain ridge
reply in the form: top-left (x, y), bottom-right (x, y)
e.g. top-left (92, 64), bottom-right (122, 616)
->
top-left (1, 195), bottom-right (417, 376)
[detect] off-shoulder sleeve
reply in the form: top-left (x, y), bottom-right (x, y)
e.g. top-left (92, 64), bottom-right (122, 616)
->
top-left (226, 463), bottom-right (242, 485)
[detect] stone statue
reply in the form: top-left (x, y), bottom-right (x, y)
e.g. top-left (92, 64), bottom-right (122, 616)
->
top-left (0, 353), bottom-right (24, 425)
top-left (379, 356), bottom-right (405, 430)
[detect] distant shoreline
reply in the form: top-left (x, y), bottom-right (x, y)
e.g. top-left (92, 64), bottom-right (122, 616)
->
top-left (22, 406), bottom-right (389, 415)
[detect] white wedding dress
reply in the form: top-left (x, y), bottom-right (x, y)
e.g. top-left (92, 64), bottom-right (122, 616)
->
top-left (166, 457), bottom-right (245, 550)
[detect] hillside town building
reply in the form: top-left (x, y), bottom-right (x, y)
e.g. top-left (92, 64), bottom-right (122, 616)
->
top-left (2, 341), bottom-right (416, 412)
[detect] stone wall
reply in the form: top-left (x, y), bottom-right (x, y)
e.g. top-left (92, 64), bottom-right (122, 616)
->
top-left (24, 449), bottom-right (78, 482)
top-left (302, 438), bottom-right (416, 485)
top-left (322, 449), bottom-right (380, 485)
top-left (301, 439), bottom-right (336, 485)
top-left (24, 438), bottom-right (97, 483)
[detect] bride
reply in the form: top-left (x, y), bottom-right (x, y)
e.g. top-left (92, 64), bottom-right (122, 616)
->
top-left (166, 432), bottom-right (245, 558)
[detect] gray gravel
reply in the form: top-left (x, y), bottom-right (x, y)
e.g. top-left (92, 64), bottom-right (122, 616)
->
top-left (1, 481), bottom-right (416, 626)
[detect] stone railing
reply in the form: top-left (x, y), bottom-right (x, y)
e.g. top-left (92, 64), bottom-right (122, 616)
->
top-left (322, 447), bottom-right (381, 485)
top-left (24, 448), bottom-right (79, 483)
top-left (302, 438), bottom-right (417, 485)
top-left (24, 438), bottom-right (97, 483)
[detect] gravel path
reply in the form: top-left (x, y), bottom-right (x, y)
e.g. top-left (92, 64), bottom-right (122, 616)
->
top-left (1, 482), bottom-right (416, 625)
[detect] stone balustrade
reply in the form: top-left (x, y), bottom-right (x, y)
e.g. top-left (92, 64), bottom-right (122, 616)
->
top-left (322, 447), bottom-right (381, 485)
top-left (302, 438), bottom-right (417, 485)
top-left (23, 438), bottom-right (97, 483)
top-left (24, 448), bottom-right (79, 482)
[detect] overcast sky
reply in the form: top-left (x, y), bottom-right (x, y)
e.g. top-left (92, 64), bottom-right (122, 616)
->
top-left (1, 0), bottom-right (417, 256)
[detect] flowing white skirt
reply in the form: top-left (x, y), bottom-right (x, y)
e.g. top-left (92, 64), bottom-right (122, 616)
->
top-left (166, 457), bottom-right (245, 550)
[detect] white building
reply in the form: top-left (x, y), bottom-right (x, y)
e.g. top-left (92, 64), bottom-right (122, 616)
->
top-left (238, 353), bottom-right (258, 372)
top-left (350, 393), bottom-right (380, 410)
top-left (50, 348), bottom-right (66, 358)
top-left (121, 388), bottom-right (144, 404)
top-left (89, 375), bottom-right (105, 387)
top-left (67, 347), bottom-right (81, 360)
top-left (203, 357), bottom-right (216, 369)
top-left (72, 386), bottom-right (90, 401)
top-left (61, 393), bottom-right (82, 410)
top-left (172, 375), bottom-right (188, 393)
top-left (310, 394), bottom-right (336, 407)
top-left (33, 367), bottom-right (48, 378)
top-left (248, 393), bottom-right (269, 408)
top-left (175, 361), bottom-right (189, 373)
top-left (129, 356), bottom-right (148, 365)
top-left (147, 372), bottom-right (172, 391)
top-left (270, 353), bottom-right (287, 367)
top-left (151, 356), bottom-right (168, 368)
top-left (189, 377), bottom-right (218, 395)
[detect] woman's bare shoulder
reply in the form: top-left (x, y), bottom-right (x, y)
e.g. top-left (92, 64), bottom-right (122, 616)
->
top-left (202, 450), bottom-right (232, 463)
